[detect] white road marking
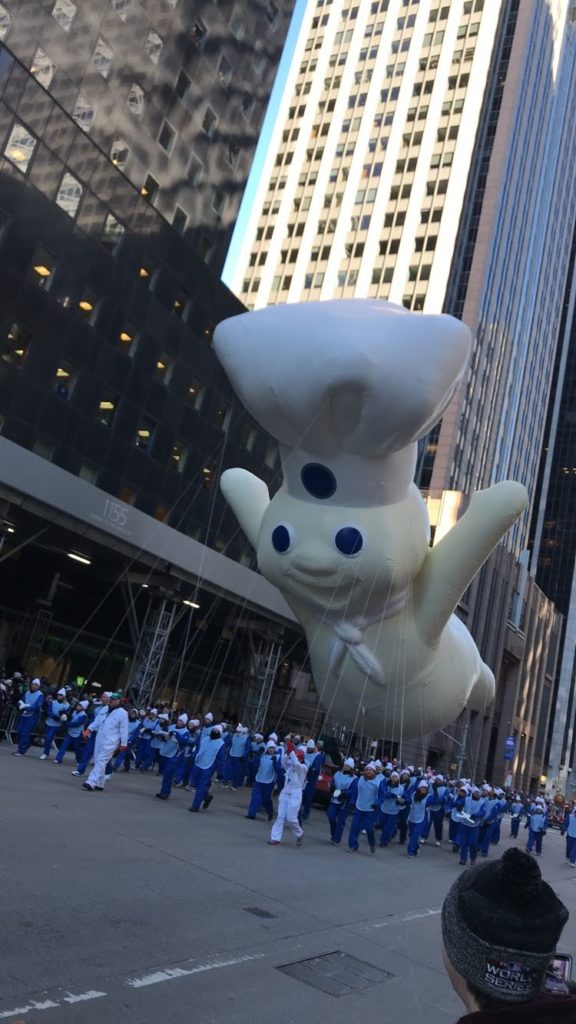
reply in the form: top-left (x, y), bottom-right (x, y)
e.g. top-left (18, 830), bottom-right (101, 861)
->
top-left (62, 991), bottom-right (107, 1004)
top-left (0, 1000), bottom-right (59, 1019)
top-left (366, 907), bottom-right (441, 929)
top-left (126, 952), bottom-right (268, 989)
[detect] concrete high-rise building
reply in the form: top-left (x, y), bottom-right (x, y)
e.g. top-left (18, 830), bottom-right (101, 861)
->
top-left (0, 0), bottom-right (295, 274)
top-left (225, 0), bottom-right (576, 785)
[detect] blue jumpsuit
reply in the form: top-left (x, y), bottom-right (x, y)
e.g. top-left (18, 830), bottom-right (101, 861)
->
top-left (158, 727), bottom-right (189, 797)
top-left (458, 795), bottom-right (486, 865)
top-left (422, 784), bottom-right (447, 842)
top-left (54, 709), bottom-right (87, 763)
top-left (526, 807), bottom-right (547, 855)
top-left (347, 777), bottom-right (383, 852)
top-left (189, 738), bottom-right (225, 811)
top-left (564, 810), bottom-right (576, 864)
top-left (16, 689), bottom-right (44, 754)
top-left (509, 800), bottom-right (525, 838)
top-left (300, 750), bottom-right (324, 820)
top-left (246, 751), bottom-right (280, 819)
top-left (379, 782), bottom-right (406, 847)
top-left (407, 790), bottom-right (433, 857)
top-left (226, 732), bottom-right (251, 789)
top-left (42, 698), bottom-right (70, 756)
top-left (136, 716), bottom-right (157, 769)
top-left (327, 770), bottom-right (355, 844)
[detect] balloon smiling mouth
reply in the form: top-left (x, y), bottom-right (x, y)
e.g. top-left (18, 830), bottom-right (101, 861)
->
top-left (283, 567), bottom-right (363, 594)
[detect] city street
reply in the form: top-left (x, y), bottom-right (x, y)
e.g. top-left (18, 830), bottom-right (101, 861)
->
top-left (1, 746), bottom-right (575, 1024)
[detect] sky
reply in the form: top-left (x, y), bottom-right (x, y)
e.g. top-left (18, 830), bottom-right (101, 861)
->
top-left (221, 0), bottom-right (307, 289)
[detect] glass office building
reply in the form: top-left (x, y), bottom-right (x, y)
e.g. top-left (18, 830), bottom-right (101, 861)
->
top-left (0, 0), bottom-right (294, 275)
top-left (0, 38), bottom-right (307, 716)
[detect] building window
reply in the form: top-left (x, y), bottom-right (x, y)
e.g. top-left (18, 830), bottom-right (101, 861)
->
top-left (96, 393), bottom-right (116, 427)
top-left (72, 93), bottom-right (95, 133)
top-left (118, 325), bottom-right (136, 352)
top-left (4, 123), bottom-right (36, 173)
top-left (158, 121), bottom-right (175, 152)
top-left (212, 189), bottom-right (226, 217)
top-left (265, 0), bottom-right (279, 27)
top-left (173, 287), bottom-right (190, 319)
top-left (191, 18), bottom-right (207, 47)
top-left (154, 354), bottom-right (172, 385)
top-left (0, 3), bottom-right (11, 39)
top-left (188, 153), bottom-right (204, 186)
top-left (53, 361), bottom-right (77, 400)
top-left (78, 293), bottom-right (99, 323)
top-left (144, 31), bottom-right (163, 65)
top-left (30, 47), bottom-right (56, 88)
top-left (172, 206), bottom-right (187, 235)
top-left (110, 135), bottom-right (129, 170)
top-left (215, 403), bottom-right (232, 432)
top-left (218, 55), bottom-right (233, 87)
top-left (2, 323), bottom-right (31, 367)
top-left (112, 0), bottom-right (130, 21)
top-left (30, 246), bottom-right (56, 290)
top-left (101, 213), bottom-right (125, 254)
top-left (92, 37), bottom-right (113, 78)
top-left (188, 377), bottom-right (205, 409)
top-left (56, 172), bottom-right (83, 219)
top-left (171, 442), bottom-right (188, 472)
top-left (136, 416), bottom-right (156, 451)
top-left (230, 5), bottom-right (245, 40)
top-left (175, 70), bottom-right (190, 99)
top-left (241, 91), bottom-right (255, 119)
top-left (226, 142), bottom-right (239, 169)
top-left (52, 0), bottom-right (76, 32)
top-left (127, 82), bottom-right (144, 118)
top-left (202, 106), bottom-right (218, 138)
top-left (33, 439), bottom-right (55, 460)
top-left (79, 463), bottom-right (99, 484)
top-left (140, 173), bottom-right (159, 203)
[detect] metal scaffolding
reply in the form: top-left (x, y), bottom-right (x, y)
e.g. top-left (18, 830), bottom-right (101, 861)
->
top-left (242, 638), bottom-right (283, 732)
top-left (128, 596), bottom-right (178, 707)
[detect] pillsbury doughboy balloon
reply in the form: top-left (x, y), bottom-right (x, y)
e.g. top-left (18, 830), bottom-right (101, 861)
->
top-left (214, 300), bottom-right (527, 738)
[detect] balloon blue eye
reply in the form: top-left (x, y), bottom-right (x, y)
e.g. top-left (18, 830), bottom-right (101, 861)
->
top-left (335, 527), bottom-right (363, 556)
top-left (272, 524), bottom-right (293, 553)
top-left (301, 463), bottom-right (337, 499)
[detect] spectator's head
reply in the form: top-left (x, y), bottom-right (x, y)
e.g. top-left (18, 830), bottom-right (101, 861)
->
top-left (442, 848), bottom-right (568, 1013)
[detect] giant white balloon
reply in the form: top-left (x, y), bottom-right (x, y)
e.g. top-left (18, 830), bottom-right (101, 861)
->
top-left (214, 300), bottom-right (528, 738)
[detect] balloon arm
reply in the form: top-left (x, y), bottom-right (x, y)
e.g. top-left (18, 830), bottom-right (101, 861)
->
top-left (414, 481), bottom-right (528, 644)
top-left (220, 468), bottom-right (270, 550)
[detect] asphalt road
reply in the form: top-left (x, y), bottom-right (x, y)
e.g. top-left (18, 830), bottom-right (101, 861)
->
top-left (0, 742), bottom-right (574, 1024)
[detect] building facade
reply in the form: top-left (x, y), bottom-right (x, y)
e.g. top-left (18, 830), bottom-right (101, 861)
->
top-left (0, 0), bottom-right (295, 275)
top-left (0, 38), bottom-right (311, 719)
top-left (224, 0), bottom-right (576, 782)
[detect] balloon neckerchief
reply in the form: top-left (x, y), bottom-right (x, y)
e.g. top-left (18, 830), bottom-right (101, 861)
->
top-left (315, 584), bottom-right (411, 686)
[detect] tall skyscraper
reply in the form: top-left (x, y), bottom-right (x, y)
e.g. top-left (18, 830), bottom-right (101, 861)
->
top-left (0, 0), bottom-right (294, 274)
top-left (225, 0), bottom-right (576, 783)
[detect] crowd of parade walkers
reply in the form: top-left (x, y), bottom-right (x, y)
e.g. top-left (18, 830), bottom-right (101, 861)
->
top-left (3, 672), bottom-right (576, 862)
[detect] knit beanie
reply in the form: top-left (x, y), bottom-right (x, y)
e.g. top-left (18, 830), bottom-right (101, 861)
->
top-left (442, 848), bottom-right (568, 1003)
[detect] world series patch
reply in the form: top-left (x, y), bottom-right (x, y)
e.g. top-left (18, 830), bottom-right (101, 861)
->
top-left (484, 958), bottom-right (537, 995)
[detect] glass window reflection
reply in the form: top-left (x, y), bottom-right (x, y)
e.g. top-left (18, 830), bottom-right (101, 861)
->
top-left (144, 31), bottom-right (163, 65)
top-left (0, 3), bottom-right (11, 40)
top-left (4, 123), bottom-right (37, 172)
top-left (92, 37), bottom-right (113, 79)
top-left (72, 93), bottom-right (95, 133)
top-left (30, 47), bottom-right (56, 89)
top-left (56, 172), bottom-right (83, 218)
top-left (51, 0), bottom-right (76, 32)
top-left (127, 82), bottom-right (144, 118)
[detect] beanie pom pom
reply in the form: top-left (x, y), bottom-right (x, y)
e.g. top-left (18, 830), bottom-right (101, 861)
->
top-left (498, 847), bottom-right (542, 898)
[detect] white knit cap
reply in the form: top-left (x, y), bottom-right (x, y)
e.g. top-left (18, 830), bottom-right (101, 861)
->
top-left (31, 678), bottom-right (41, 686)
top-left (268, 732), bottom-right (278, 742)
top-left (236, 724), bottom-right (243, 733)
top-left (57, 688), bottom-right (67, 697)
top-left (177, 714), bottom-right (188, 724)
top-left (213, 724), bottom-right (223, 735)
top-left (189, 719), bottom-right (200, 728)
top-left (159, 713), bottom-right (169, 721)
top-left (204, 712), bottom-right (213, 722)
top-left (79, 700), bottom-right (89, 709)
top-left (344, 757), bottom-right (356, 769)
top-left (306, 739), bottom-right (316, 751)
top-left (254, 733), bottom-right (263, 741)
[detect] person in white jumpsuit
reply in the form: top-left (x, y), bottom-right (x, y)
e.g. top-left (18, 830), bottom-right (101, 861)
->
top-left (83, 695), bottom-right (128, 791)
top-left (269, 744), bottom-right (308, 846)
